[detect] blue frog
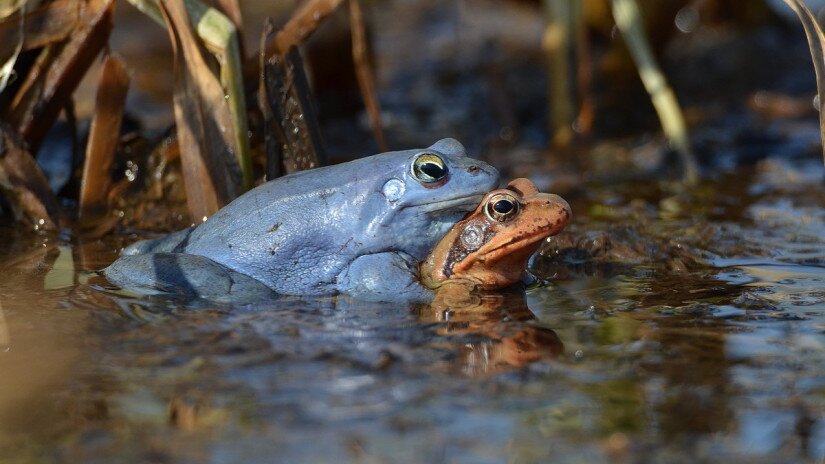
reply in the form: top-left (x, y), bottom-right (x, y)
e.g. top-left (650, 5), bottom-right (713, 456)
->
top-left (104, 139), bottom-right (499, 302)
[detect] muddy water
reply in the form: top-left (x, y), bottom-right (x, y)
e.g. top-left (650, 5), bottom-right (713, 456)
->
top-left (0, 156), bottom-right (823, 463)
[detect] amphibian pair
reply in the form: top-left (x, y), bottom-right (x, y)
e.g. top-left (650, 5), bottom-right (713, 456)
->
top-left (104, 139), bottom-right (570, 302)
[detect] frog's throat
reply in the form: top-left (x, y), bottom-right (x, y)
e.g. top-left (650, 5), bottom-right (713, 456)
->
top-left (409, 194), bottom-right (485, 214)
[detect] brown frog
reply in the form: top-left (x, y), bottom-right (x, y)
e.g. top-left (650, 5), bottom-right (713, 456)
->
top-left (337, 178), bottom-right (570, 302)
top-left (415, 178), bottom-right (570, 373)
top-left (421, 178), bottom-right (571, 291)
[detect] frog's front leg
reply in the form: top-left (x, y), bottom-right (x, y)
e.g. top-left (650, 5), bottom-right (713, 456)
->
top-left (104, 252), bottom-right (276, 303)
top-left (337, 252), bottom-right (433, 303)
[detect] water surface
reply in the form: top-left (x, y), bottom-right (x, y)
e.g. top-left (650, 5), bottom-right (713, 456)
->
top-left (1, 158), bottom-right (824, 464)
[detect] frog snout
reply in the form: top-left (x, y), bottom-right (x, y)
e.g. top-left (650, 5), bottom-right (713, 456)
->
top-left (544, 194), bottom-right (572, 226)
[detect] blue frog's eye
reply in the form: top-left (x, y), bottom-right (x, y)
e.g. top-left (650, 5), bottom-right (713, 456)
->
top-left (485, 193), bottom-right (520, 222)
top-left (412, 153), bottom-right (448, 183)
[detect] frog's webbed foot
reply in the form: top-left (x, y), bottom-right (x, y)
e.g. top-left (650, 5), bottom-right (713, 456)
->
top-left (103, 252), bottom-right (276, 303)
top-left (338, 252), bottom-right (433, 303)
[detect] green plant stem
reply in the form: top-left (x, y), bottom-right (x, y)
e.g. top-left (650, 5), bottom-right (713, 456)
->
top-left (611, 0), bottom-right (699, 184)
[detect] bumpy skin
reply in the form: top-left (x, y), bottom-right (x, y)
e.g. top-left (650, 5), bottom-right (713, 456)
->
top-left (104, 139), bottom-right (499, 299)
top-left (420, 178), bottom-right (571, 289)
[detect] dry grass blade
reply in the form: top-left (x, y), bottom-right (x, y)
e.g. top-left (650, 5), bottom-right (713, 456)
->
top-left (265, 0), bottom-right (345, 57)
top-left (574, 0), bottom-right (594, 137)
top-left (160, 0), bottom-right (242, 222)
top-left (213, 0), bottom-right (242, 36)
top-left (783, 0), bottom-right (825, 163)
top-left (0, 0), bottom-right (23, 96)
top-left (212, 0), bottom-right (246, 77)
top-left (0, 0), bottom-right (80, 59)
top-left (260, 45), bottom-right (326, 174)
top-left (0, 0), bottom-right (25, 18)
top-left (7, 0), bottom-right (113, 153)
top-left (542, 0), bottom-right (576, 148)
top-left (0, 126), bottom-right (60, 229)
top-left (349, 0), bottom-right (386, 151)
top-left (125, 0), bottom-right (253, 191)
top-left (79, 54), bottom-right (129, 223)
top-left (258, 19), bottom-right (284, 180)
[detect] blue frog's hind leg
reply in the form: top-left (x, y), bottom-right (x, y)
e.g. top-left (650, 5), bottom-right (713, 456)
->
top-left (103, 252), bottom-right (277, 303)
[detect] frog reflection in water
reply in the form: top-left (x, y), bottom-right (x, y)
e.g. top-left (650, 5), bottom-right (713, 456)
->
top-left (103, 139), bottom-right (499, 301)
top-left (420, 290), bottom-right (564, 376)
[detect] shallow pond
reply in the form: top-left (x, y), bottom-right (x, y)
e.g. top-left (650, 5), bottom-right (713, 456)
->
top-left (1, 153), bottom-right (823, 463)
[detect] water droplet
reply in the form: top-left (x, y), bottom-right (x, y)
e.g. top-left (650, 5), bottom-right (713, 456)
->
top-left (674, 6), bottom-right (699, 34)
top-left (498, 126), bottom-right (513, 141)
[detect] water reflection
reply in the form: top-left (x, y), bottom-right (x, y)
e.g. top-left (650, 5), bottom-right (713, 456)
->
top-left (0, 246), bottom-right (91, 455)
top-left (420, 285), bottom-right (563, 375)
top-left (1, 167), bottom-right (824, 463)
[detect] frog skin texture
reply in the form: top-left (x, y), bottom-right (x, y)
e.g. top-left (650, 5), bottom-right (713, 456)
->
top-left (103, 139), bottom-right (500, 302)
top-left (342, 178), bottom-right (572, 302)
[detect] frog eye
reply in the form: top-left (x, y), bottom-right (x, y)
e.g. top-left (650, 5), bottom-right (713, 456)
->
top-left (484, 193), bottom-right (520, 222)
top-left (412, 153), bottom-right (448, 184)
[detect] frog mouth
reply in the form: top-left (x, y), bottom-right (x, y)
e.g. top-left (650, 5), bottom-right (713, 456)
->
top-left (482, 231), bottom-right (552, 263)
top-left (414, 194), bottom-right (484, 214)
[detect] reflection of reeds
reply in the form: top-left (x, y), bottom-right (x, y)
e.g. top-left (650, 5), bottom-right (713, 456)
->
top-left (610, 0), bottom-right (698, 184)
top-left (782, 0), bottom-right (825, 163)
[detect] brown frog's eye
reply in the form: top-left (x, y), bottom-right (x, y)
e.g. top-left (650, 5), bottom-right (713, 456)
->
top-left (484, 193), bottom-right (520, 222)
top-left (412, 153), bottom-right (448, 184)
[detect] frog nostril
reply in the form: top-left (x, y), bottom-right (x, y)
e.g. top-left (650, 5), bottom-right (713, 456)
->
top-left (467, 165), bottom-right (480, 175)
